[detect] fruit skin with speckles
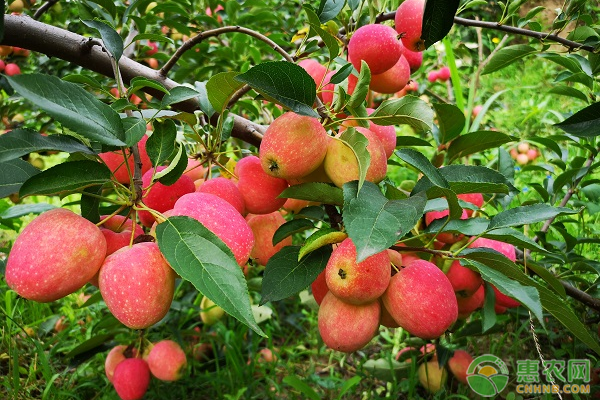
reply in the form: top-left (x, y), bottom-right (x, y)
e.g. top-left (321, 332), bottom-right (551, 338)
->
top-left (348, 24), bottom-right (403, 75)
top-left (6, 208), bottom-right (107, 302)
top-left (99, 135), bottom-right (152, 185)
top-left (112, 358), bottom-right (151, 400)
top-left (99, 242), bottom-right (175, 329)
top-left (105, 345), bottom-right (139, 383)
top-left (197, 177), bottom-right (245, 215)
top-left (245, 211), bottom-right (292, 266)
top-left (235, 156), bottom-right (289, 215)
top-left (395, 0), bottom-right (426, 52)
top-left (146, 340), bottom-right (187, 381)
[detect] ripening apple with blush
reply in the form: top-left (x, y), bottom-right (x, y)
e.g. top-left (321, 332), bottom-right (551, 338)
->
top-left (342, 108), bottom-right (397, 159)
top-left (298, 59), bottom-right (329, 91)
top-left (146, 340), bottom-right (187, 381)
top-left (235, 156), bottom-right (289, 215)
top-left (311, 270), bottom-right (328, 306)
top-left (112, 358), bottom-right (151, 400)
top-left (321, 70), bottom-right (358, 107)
top-left (445, 260), bottom-right (483, 298)
top-left (105, 345), bottom-right (139, 383)
top-left (369, 55), bottom-right (411, 94)
top-left (418, 359), bottom-right (448, 393)
top-left (197, 177), bottom-right (246, 215)
top-left (348, 24), bottom-right (403, 75)
top-left (99, 135), bottom-right (152, 184)
top-left (395, 0), bottom-right (426, 52)
top-left (448, 349), bottom-right (474, 384)
top-left (246, 211), bottom-right (292, 265)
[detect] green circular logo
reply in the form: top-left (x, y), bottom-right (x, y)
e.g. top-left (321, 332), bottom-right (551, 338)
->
top-left (466, 354), bottom-right (509, 397)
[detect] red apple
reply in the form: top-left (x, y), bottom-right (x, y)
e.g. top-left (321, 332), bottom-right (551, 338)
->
top-left (427, 70), bottom-right (438, 82)
top-left (446, 260), bottom-right (483, 298)
top-left (527, 148), bottom-right (538, 161)
top-left (370, 55), bottom-right (411, 94)
top-left (468, 237), bottom-right (516, 261)
top-left (457, 193), bottom-right (484, 217)
top-left (112, 358), bottom-right (150, 400)
top-left (395, 0), bottom-right (426, 52)
top-left (4, 63), bottom-right (21, 76)
top-left (348, 24), bottom-right (403, 75)
top-left (99, 214), bottom-right (144, 256)
top-left (105, 345), bottom-right (139, 383)
top-left (425, 209), bottom-right (468, 244)
top-left (448, 349), bottom-right (473, 384)
top-left (184, 158), bottom-right (206, 181)
top-left (437, 66), bottom-right (451, 81)
top-left (311, 270), bottom-right (328, 306)
top-left (235, 156), bottom-right (289, 215)
top-left (0, 60), bottom-right (5, 72)
top-left (456, 284), bottom-right (485, 318)
top-left (298, 59), bottom-right (329, 90)
top-left (246, 211), bottom-right (292, 265)
top-left (99, 135), bottom-right (151, 185)
top-left (403, 48), bottom-right (423, 73)
top-left (321, 70), bottom-right (358, 106)
top-left (472, 105), bottom-right (483, 118)
top-left (145, 40), bottom-right (158, 56)
top-left (197, 177), bottom-right (245, 215)
top-left (146, 340), bottom-right (187, 381)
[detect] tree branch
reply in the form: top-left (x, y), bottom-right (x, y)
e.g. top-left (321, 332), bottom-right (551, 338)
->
top-left (33, 0), bottom-right (60, 20)
top-left (0, 14), bottom-right (265, 147)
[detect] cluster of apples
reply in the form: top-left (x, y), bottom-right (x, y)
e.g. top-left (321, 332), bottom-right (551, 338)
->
top-left (511, 142), bottom-right (539, 165)
top-left (427, 66), bottom-right (451, 83)
top-left (0, 45), bottom-right (28, 76)
top-left (105, 340), bottom-right (187, 400)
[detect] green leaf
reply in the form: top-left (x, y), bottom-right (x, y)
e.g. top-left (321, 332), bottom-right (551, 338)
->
top-left (146, 120), bottom-right (177, 167)
top-left (413, 165), bottom-right (516, 195)
top-left (343, 181), bottom-right (427, 262)
top-left (447, 130), bottom-right (515, 161)
top-left (261, 245), bottom-right (332, 305)
top-left (487, 204), bottom-right (579, 231)
top-left (434, 103), bottom-right (465, 144)
top-left (206, 72), bottom-right (244, 113)
top-left (481, 282), bottom-right (497, 333)
top-left (0, 203), bottom-right (56, 220)
top-left (19, 161), bottom-right (111, 197)
top-left (348, 61), bottom-right (370, 109)
top-left (526, 262), bottom-right (566, 298)
top-left (194, 81), bottom-right (216, 118)
top-left (303, 5), bottom-right (339, 62)
top-left (0, 159), bottom-right (41, 198)
top-left (130, 33), bottom-right (175, 45)
top-left (328, 63), bottom-right (353, 85)
top-left (422, 0), bottom-right (461, 49)
top-left (282, 375), bottom-right (321, 400)
top-left (548, 85), bottom-right (589, 103)
top-left (80, 185), bottom-right (102, 224)
top-left (156, 216), bottom-right (266, 337)
top-left (338, 128), bottom-right (370, 192)
top-left (122, 117), bottom-right (147, 147)
top-left (82, 19), bottom-right (123, 61)
top-left (369, 96), bottom-right (434, 132)
top-left (0, 129), bottom-right (94, 163)
top-left (279, 182), bottom-right (343, 206)
top-left (236, 62), bottom-right (318, 118)
top-left (554, 102), bottom-right (600, 138)
top-left (156, 144), bottom-right (188, 186)
top-left (128, 77), bottom-right (169, 96)
top-left (317, 0), bottom-right (345, 23)
top-left (483, 228), bottom-right (549, 253)
top-left (7, 74), bottom-right (126, 146)
top-left (482, 45), bottom-right (538, 75)
top-left (161, 86), bottom-right (200, 108)
top-left (65, 333), bottom-right (118, 358)
top-left (396, 136), bottom-right (433, 147)
top-left (272, 219), bottom-right (315, 246)
top-left (460, 248), bottom-right (600, 354)
top-left (298, 228), bottom-right (347, 260)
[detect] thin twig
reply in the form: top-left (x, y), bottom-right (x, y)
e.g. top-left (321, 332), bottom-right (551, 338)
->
top-left (33, 0), bottom-right (60, 20)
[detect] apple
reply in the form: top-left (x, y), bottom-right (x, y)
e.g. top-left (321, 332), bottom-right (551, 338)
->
top-left (403, 48), bottom-right (423, 73)
top-left (235, 156), bottom-right (289, 215)
top-left (206, 4), bottom-right (224, 22)
top-left (395, 0), bottom-right (426, 52)
top-left (137, 166), bottom-right (196, 227)
top-left (146, 58), bottom-right (159, 69)
top-left (425, 209), bottom-right (468, 244)
top-left (54, 316), bottom-right (68, 333)
top-left (99, 214), bottom-right (144, 256)
top-left (370, 55), bottom-right (411, 94)
top-left (259, 112), bottom-right (329, 180)
top-left (382, 259), bottom-right (458, 339)
top-left (427, 70), bottom-right (438, 82)
top-left (446, 260), bottom-right (483, 298)
top-left (0, 60), bottom-right (5, 72)
top-left (321, 70), bottom-right (358, 106)
top-left (298, 59), bottom-right (329, 90)
top-left (4, 63), bottom-right (21, 76)
top-left (8, 0), bottom-right (25, 13)
top-left (282, 197), bottom-right (311, 214)
top-left (171, 192), bottom-right (255, 266)
top-left (517, 142), bottom-right (530, 153)
top-left (145, 40), bottom-right (158, 56)
top-left (379, 298), bottom-right (400, 328)
top-left (468, 237), bottom-right (516, 261)
top-left (342, 108), bottom-right (397, 159)
top-left (6, 208), bottom-right (107, 302)
top-left (197, 177), bottom-right (245, 215)
top-left (311, 270), bottom-right (328, 305)
top-left (0, 46), bottom-right (13, 56)
top-left (448, 349), bottom-right (473, 384)
top-left (146, 340), bottom-right (187, 381)
top-left (457, 193), bottom-right (484, 217)
top-left (318, 291), bottom-right (381, 352)
top-left (98, 135), bottom-right (151, 185)
top-left (325, 238), bottom-right (391, 305)
top-left (257, 348), bottom-right (277, 363)
top-left (99, 242), bottom-right (176, 329)
top-left (112, 358), bottom-right (151, 400)
top-left (246, 212), bottom-right (292, 265)
top-left (348, 24), bottom-right (403, 74)
top-left (516, 153), bottom-right (529, 165)
top-left (437, 66), bottom-right (451, 81)
top-left (200, 296), bottom-right (226, 326)
top-left (456, 284), bottom-right (485, 318)
top-left (418, 360), bottom-right (448, 393)
top-left (105, 345), bottom-right (139, 383)
top-left (324, 127), bottom-right (387, 188)
top-left (184, 158), bottom-right (206, 181)
top-left (386, 249), bottom-right (402, 268)
top-left (527, 148), bottom-right (538, 161)
top-left (492, 284), bottom-right (521, 308)
top-left (12, 47), bottom-right (30, 57)
top-left (472, 105), bottom-right (483, 118)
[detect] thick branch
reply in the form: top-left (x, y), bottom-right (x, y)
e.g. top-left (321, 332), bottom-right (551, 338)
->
top-left (0, 14), bottom-right (265, 147)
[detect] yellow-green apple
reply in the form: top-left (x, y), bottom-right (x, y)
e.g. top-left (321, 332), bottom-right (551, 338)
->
top-left (6, 208), bottom-right (107, 302)
top-left (370, 55), bottom-right (410, 94)
top-left (235, 156), bottom-right (288, 215)
top-left (325, 238), bottom-right (391, 305)
top-left (458, 193), bottom-right (484, 217)
top-left (321, 71), bottom-right (358, 106)
top-left (112, 358), bottom-right (150, 400)
top-left (298, 59), bottom-right (329, 90)
top-left (516, 153), bottom-right (529, 165)
top-left (324, 127), bottom-right (387, 188)
top-left (437, 66), bottom-right (451, 81)
top-left (456, 284), bottom-right (485, 318)
top-left (171, 192), bottom-right (255, 266)
top-left (146, 340), bottom-right (187, 381)
top-left (403, 48), bottom-right (423, 73)
top-left (348, 24), bottom-right (403, 74)
top-left (382, 259), bottom-right (457, 339)
top-left (468, 237), bottom-right (516, 261)
top-left (200, 296), bottom-right (225, 326)
top-left (445, 260), bottom-right (483, 298)
top-left (197, 177), bottom-right (245, 215)
top-left (418, 360), bottom-right (448, 393)
top-left (425, 209), bottom-right (468, 244)
top-left (395, 0), bottom-right (426, 52)
top-left (318, 291), bottom-right (381, 352)
top-left (8, 0), bottom-right (24, 12)
top-left (448, 349), bottom-right (473, 384)
top-left (105, 345), bottom-right (139, 383)
top-left (259, 112), bottom-right (329, 180)
top-left (138, 166), bottom-right (195, 227)
top-left (99, 135), bottom-right (151, 184)
top-left (99, 242), bottom-right (175, 329)
top-left (0, 46), bottom-right (13, 56)
top-left (311, 270), bottom-right (328, 305)
top-left (246, 212), bottom-right (292, 265)
top-left (517, 142), bottom-right (530, 153)
top-left (4, 63), bottom-right (21, 76)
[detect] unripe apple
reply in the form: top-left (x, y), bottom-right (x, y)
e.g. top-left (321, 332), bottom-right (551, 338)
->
top-left (456, 284), bottom-right (485, 318)
top-left (382, 259), bottom-right (457, 339)
top-left (137, 166), bottom-right (196, 227)
top-left (259, 112), bottom-right (329, 180)
top-left (112, 358), bottom-right (150, 400)
top-left (298, 59), bottom-right (329, 89)
top-left (105, 345), bottom-right (139, 383)
top-left (98, 135), bottom-right (151, 184)
top-left (99, 242), bottom-right (175, 329)
top-left (318, 291), bottom-right (381, 352)
top-left (197, 177), bottom-right (245, 215)
top-left (448, 349), bottom-right (473, 384)
top-left (418, 360), bottom-right (448, 393)
top-left (437, 66), bottom-right (451, 81)
top-left (200, 296), bottom-right (225, 325)
top-left (468, 237), bottom-right (516, 261)
top-left (8, 0), bottom-right (25, 12)
top-left (395, 0), bottom-right (426, 52)
top-left (369, 55), bottom-right (411, 94)
top-left (325, 238), bottom-right (391, 305)
top-left (311, 270), bottom-right (328, 305)
top-left (348, 24), bottom-right (403, 75)
top-left (6, 208), bottom-right (107, 302)
top-left (4, 63), bottom-right (21, 76)
top-left (235, 156), bottom-right (289, 215)
top-left (171, 192), bottom-right (255, 266)
top-left (517, 142), bottom-right (530, 153)
top-left (146, 340), bottom-right (187, 381)
top-left (324, 127), bottom-right (387, 188)
top-left (445, 260), bottom-right (483, 298)
top-left (403, 48), bottom-right (423, 73)
top-left (246, 212), bottom-right (292, 265)
top-left (516, 153), bottom-right (529, 165)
